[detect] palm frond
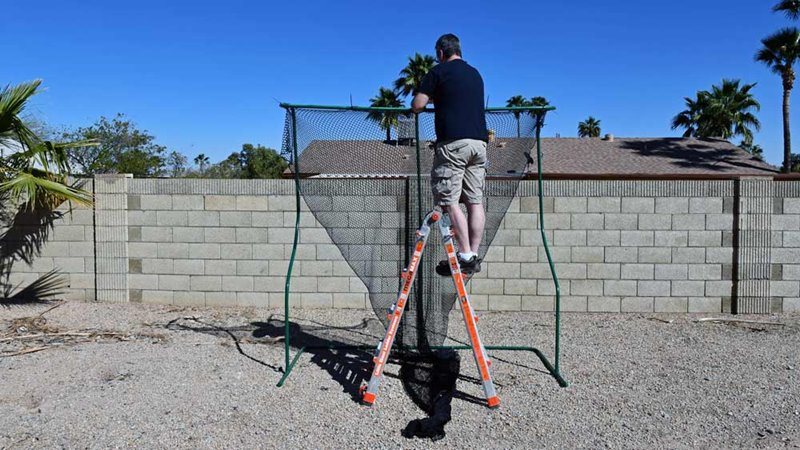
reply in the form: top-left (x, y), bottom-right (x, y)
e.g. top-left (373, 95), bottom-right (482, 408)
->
top-left (0, 171), bottom-right (93, 208)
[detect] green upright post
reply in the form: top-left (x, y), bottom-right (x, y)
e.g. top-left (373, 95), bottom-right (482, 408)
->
top-left (279, 107), bottom-right (301, 384)
top-left (535, 113), bottom-right (562, 375)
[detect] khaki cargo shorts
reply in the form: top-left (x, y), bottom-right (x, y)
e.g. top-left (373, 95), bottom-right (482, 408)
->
top-left (431, 138), bottom-right (487, 206)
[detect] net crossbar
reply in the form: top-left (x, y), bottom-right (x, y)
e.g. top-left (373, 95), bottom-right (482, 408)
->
top-left (276, 104), bottom-right (568, 389)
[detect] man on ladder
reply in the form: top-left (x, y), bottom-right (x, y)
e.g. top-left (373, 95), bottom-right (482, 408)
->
top-left (412, 33), bottom-right (488, 276)
top-left (361, 33), bottom-right (499, 409)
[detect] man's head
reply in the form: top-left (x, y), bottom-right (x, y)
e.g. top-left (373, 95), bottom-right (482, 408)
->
top-left (435, 34), bottom-right (462, 63)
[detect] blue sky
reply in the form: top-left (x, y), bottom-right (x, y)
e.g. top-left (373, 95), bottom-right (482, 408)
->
top-left (1, 0), bottom-right (793, 166)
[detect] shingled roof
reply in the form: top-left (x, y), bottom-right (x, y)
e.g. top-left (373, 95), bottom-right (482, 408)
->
top-left (293, 137), bottom-right (778, 177)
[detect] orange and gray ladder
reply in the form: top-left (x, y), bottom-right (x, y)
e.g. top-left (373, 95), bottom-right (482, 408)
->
top-left (360, 209), bottom-right (500, 409)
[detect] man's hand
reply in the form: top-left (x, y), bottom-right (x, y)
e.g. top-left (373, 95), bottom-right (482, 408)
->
top-left (412, 93), bottom-right (430, 113)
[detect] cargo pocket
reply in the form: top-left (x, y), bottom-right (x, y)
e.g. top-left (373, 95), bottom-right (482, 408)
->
top-left (432, 165), bottom-right (453, 202)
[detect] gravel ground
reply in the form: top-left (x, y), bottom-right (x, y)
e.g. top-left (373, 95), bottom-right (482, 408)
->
top-left (1, 301), bottom-right (799, 449)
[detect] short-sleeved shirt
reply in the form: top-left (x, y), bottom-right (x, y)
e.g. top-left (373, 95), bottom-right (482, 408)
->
top-left (417, 59), bottom-right (488, 144)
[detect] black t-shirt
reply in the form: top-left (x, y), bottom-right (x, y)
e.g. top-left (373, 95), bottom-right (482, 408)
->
top-left (417, 59), bottom-right (487, 143)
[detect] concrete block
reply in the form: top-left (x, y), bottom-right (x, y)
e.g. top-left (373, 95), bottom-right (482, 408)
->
top-left (220, 212), bottom-right (252, 227)
top-left (350, 277), bottom-right (368, 293)
top-left (205, 260), bottom-right (237, 275)
top-left (333, 293), bottom-right (366, 308)
top-left (237, 292), bottom-right (268, 307)
top-left (539, 246), bottom-right (571, 263)
top-left (671, 280), bottom-right (704, 296)
top-left (784, 198), bottom-right (800, 214)
top-left (605, 214), bottom-right (638, 230)
top-left (222, 276), bottom-right (254, 291)
top-left (638, 248), bottom-right (672, 263)
top-left (705, 280), bottom-right (733, 296)
top-left (301, 261), bottom-right (333, 276)
top-left (253, 244), bottom-right (284, 260)
top-left (236, 261), bottom-right (269, 277)
top-left (606, 247), bottom-right (638, 263)
top-left (621, 197), bottom-right (654, 213)
top-left (687, 264), bottom-right (721, 281)
top-left (235, 228), bottom-right (269, 244)
top-left (236, 196), bottom-right (268, 211)
top-left (69, 274), bottom-right (94, 289)
top-left (204, 228), bottom-right (236, 243)
top-left (205, 195), bottom-right (236, 211)
top-left (572, 247), bottom-right (604, 263)
top-left (224, 244), bottom-right (253, 260)
top-left (489, 295), bottom-right (521, 311)
top-left (520, 197), bottom-right (539, 213)
top-left (537, 278), bottom-right (564, 295)
top-left (205, 291), bottom-right (238, 307)
top-left (129, 211), bottom-right (157, 226)
top-left (172, 291), bottom-right (203, 306)
top-left (655, 264), bottom-right (688, 280)
top-left (689, 230), bottom-right (722, 247)
top-left (621, 231), bottom-right (654, 247)
top-left (471, 279), bottom-right (504, 295)
top-left (301, 228), bottom-right (333, 244)
top-left (771, 281), bottom-right (800, 297)
top-left (553, 230), bottom-right (586, 246)
top-left (129, 259), bottom-right (142, 274)
top-left (571, 213), bottom-right (604, 230)
top-left (302, 293), bottom-right (332, 308)
top-left (291, 277), bottom-right (318, 293)
top-left (127, 194), bottom-right (141, 210)
top-left (621, 264), bottom-right (654, 280)
top-left (773, 214), bottom-right (800, 231)
top-left (141, 227), bottom-right (172, 242)
top-left (587, 197), bottom-right (621, 213)
top-left (506, 247), bottom-right (539, 263)
top-left (53, 257), bottom-right (84, 273)
top-left (188, 211), bottom-right (220, 227)
top-left (254, 276), bottom-right (284, 292)
top-left (492, 229), bottom-right (520, 246)
top-left (587, 230), bottom-right (620, 246)
top-left (571, 280), bottom-right (604, 296)
top-left (52, 226), bottom-right (85, 241)
top-left (671, 214), bottom-right (706, 230)
top-left (543, 214), bottom-right (571, 230)
top-left (783, 231), bottom-right (800, 247)
top-left (171, 195), bottom-right (204, 210)
top-left (171, 227), bottom-right (205, 243)
top-left (488, 263), bottom-right (520, 279)
top-left (318, 277), bottom-right (350, 293)
top-left (142, 259), bottom-right (173, 274)
top-left (706, 214), bottom-right (733, 231)
top-left (156, 211), bottom-right (188, 226)
top-left (554, 198), bottom-right (587, 213)
top-left (140, 195), bottom-right (172, 210)
top-left (286, 244), bottom-right (317, 261)
top-left (174, 259), bottom-right (204, 275)
top-left (604, 280), bottom-right (637, 296)
top-left (688, 297), bottom-right (721, 313)
top-left (654, 297), bottom-right (687, 313)
top-left (191, 276), bottom-right (221, 291)
top-left (654, 231), bottom-right (688, 247)
top-left (706, 247), bottom-right (733, 264)
top-left (284, 211), bottom-right (320, 228)
top-left (157, 243), bottom-right (189, 259)
top-left (554, 263), bottom-right (587, 279)
top-left (251, 212), bottom-right (284, 227)
top-left (504, 279), bottom-right (537, 295)
top-left (784, 298), bottom-right (800, 312)
top-left (671, 248), bottom-right (706, 264)
top-left (621, 297), bottom-right (654, 312)
top-left (128, 226), bottom-right (142, 242)
top-left (129, 274), bottom-right (158, 289)
top-left (158, 275), bottom-right (190, 291)
top-left (142, 290), bottom-right (173, 305)
top-left (587, 263), bottom-right (620, 279)
top-left (689, 198), bottom-right (723, 214)
top-left (655, 197), bottom-right (689, 214)
top-left (328, 228), bottom-right (364, 245)
top-left (561, 296), bottom-right (588, 312)
top-left (521, 296), bottom-right (554, 311)
top-left (504, 213), bottom-right (537, 229)
top-left (189, 243), bottom-right (220, 259)
top-left (588, 296), bottom-right (620, 312)
top-left (637, 280), bottom-right (670, 297)
top-left (520, 263), bottom-right (556, 279)
top-left (638, 214), bottom-right (672, 230)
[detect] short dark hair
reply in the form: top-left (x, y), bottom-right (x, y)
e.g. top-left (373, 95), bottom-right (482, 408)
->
top-left (435, 34), bottom-right (462, 59)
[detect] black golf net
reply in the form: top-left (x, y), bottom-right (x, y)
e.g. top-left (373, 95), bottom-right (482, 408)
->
top-left (281, 106), bottom-right (544, 353)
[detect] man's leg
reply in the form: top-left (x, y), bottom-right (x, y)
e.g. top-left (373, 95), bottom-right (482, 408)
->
top-left (445, 204), bottom-right (471, 254)
top-left (466, 202), bottom-right (485, 254)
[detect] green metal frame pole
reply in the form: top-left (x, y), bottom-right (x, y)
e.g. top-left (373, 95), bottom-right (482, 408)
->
top-left (535, 113), bottom-right (562, 375)
top-left (280, 107), bottom-right (301, 384)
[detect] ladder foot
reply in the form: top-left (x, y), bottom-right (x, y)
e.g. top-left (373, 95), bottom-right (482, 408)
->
top-left (361, 391), bottom-right (376, 406)
top-left (487, 396), bottom-right (500, 409)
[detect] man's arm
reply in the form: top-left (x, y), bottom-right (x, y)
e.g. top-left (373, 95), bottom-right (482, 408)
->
top-left (411, 93), bottom-right (430, 113)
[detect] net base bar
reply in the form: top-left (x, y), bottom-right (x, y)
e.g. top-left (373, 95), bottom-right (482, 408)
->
top-left (276, 344), bottom-right (569, 388)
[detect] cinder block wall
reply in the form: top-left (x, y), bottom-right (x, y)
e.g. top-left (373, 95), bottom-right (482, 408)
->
top-left (6, 175), bottom-right (799, 313)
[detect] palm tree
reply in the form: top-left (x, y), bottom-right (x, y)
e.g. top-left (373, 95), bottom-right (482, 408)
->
top-left (506, 95), bottom-right (529, 137)
top-left (0, 80), bottom-right (93, 208)
top-left (740, 139), bottom-right (765, 161)
top-left (530, 96), bottom-right (551, 127)
top-left (756, 28), bottom-right (800, 171)
top-left (671, 80), bottom-right (761, 143)
top-left (394, 53), bottom-right (436, 98)
top-left (194, 153), bottom-right (210, 173)
top-left (578, 117), bottom-right (602, 138)
top-left (775, 0), bottom-right (800, 19)
top-left (368, 87), bottom-right (404, 142)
